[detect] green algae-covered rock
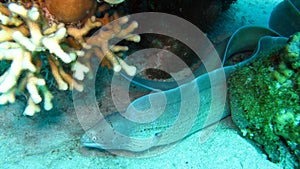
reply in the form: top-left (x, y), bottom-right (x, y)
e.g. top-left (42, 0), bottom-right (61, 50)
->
top-left (229, 33), bottom-right (300, 168)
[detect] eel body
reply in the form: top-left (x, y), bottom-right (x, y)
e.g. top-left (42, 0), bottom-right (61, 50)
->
top-left (80, 26), bottom-right (281, 152)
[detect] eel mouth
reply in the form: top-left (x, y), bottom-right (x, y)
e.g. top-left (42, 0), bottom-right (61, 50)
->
top-left (80, 133), bottom-right (102, 149)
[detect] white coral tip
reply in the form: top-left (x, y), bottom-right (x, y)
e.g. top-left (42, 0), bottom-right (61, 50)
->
top-left (23, 99), bottom-right (41, 116)
top-left (28, 7), bottom-right (39, 21)
top-left (73, 62), bottom-right (89, 80)
top-left (8, 3), bottom-right (27, 18)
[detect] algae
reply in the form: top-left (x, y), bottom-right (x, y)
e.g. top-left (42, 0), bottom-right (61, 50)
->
top-left (229, 33), bottom-right (300, 167)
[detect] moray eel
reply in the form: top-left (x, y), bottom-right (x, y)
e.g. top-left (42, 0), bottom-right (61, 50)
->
top-left (81, 26), bottom-right (281, 152)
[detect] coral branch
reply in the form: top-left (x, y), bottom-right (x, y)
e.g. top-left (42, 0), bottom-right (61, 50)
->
top-left (0, 25), bottom-right (29, 42)
top-left (0, 1), bottom-right (140, 116)
top-left (67, 16), bottom-right (102, 46)
top-left (85, 15), bottom-right (140, 76)
top-left (0, 3), bottom-right (82, 115)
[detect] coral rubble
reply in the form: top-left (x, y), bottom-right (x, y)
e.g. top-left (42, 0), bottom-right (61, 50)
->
top-left (229, 33), bottom-right (300, 168)
top-left (0, 1), bottom-right (140, 116)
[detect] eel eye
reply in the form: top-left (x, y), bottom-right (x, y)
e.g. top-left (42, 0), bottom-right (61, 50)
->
top-left (92, 136), bottom-right (97, 141)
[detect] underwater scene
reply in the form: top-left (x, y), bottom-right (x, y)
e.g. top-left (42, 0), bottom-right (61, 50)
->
top-left (0, 0), bottom-right (299, 168)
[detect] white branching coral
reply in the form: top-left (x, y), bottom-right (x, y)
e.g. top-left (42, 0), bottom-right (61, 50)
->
top-left (0, 2), bottom-right (140, 116)
top-left (0, 3), bottom-right (80, 116)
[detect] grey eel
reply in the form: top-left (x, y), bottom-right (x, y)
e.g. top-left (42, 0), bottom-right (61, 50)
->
top-left (80, 26), bottom-right (283, 152)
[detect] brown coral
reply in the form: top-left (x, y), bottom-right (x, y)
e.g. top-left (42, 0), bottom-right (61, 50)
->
top-left (67, 10), bottom-right (140, 76)
top-left (86, 13), bottom-right (140, 76)
top-left (44, 0), bottom-right (97, 23)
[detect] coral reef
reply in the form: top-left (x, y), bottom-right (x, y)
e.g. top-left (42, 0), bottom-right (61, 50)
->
top-left (0, 1), bottom-right (140, 115)
top-left (229, 33), bottom-right (300, 167)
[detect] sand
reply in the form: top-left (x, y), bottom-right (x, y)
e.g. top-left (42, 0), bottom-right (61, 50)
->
top-left (0, 99), bottom-right (280, 169)
top-left (0, 0), bottom-right (288, 168)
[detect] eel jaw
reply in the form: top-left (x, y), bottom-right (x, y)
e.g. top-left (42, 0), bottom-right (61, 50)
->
top-left (80, 133), bottom-right (103, 149)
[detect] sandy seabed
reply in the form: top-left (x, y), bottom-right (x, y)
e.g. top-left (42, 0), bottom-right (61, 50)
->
top-left (0, 0), bottom-right (288, 168)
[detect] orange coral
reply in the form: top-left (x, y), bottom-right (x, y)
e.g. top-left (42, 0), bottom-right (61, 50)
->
top-left (44, 0), bottom-right (97, 23)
